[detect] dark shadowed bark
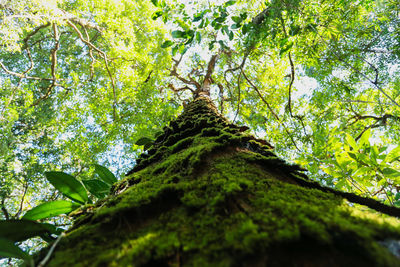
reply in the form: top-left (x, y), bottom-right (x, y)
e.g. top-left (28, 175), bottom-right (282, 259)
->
top-left (36, 96), bottom-right (400, 266)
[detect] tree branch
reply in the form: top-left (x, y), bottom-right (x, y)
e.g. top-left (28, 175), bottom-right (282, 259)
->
top-left (241, 70), bottom-right (301, 151)
top-left (66, 20), bottom-right (118, 119)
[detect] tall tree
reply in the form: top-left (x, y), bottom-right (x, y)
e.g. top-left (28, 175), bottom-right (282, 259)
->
top-left (35, 95), bottom-right (400, 266)
top-left (1, 0), bottom-right (400, 264)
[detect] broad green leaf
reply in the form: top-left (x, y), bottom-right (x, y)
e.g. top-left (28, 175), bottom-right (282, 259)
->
top-left (385, 146), bottom-right (400, 163)
top-left (353, 166), bottom-right (371, 176)
top-left (83, 179), bottom-right (110, 199)
top-left (136, 137), bottom-right (153, 146)
top-left (359, 128), bottom-right (371, 147)
top-left (370, 145), bottom-right (379, 164)
top-left (382, 167), bottom-right (400, 178)
top-left (45, 172), bottom-right (88, 204)
top-left (345, 133), bottom-right (358, 150)
top-left (161, 40), bottom-right (174, 48)
top-left (94, 164), bottom-right (117, 185)
top-left (224, 0), bottom-right (236, 7)
top-left (0, 238), bottom-right (31, 260)
top-left (0, 220), bottom-right (59, 242)
top-left (231, 16), bottom-right (242, 24)
top-left (22, 201), bottom-right (81, 221)
top-left (358, 153), bottom-right (371, 165)
top-left (171, 30), bottom-right (186, 39)
top-left (195, 32), bottom-right (201, 43)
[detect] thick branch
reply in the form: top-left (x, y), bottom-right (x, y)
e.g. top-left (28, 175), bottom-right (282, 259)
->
top-left (31, 23), bottom-right (60, 106)
top-left (199, 53), bottom-right (219, 97)
top-left (292, 174), bottom-right (400, 218)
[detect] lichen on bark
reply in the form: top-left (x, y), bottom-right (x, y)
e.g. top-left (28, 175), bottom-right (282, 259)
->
top-left (37, 97), bottom-right (400, 267)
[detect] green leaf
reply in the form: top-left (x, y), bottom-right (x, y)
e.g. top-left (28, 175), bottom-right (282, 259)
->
top-left (359, 128), bottom-right (371, 147)
top-left (232, 16), bottom-right (242, 24)
top-left (347, 152), bottom-right (357, 160)
top-left (171, 30), bottom-right (186, 39)
top-left (0, 238), bottom-right (31, 261)
top-left (161, 40), bottom-right (174, 48)
top-left (136, 137), bottom-right (153, 146)
top-left (196, 32), bottom-right (201, 43)
top-left (224, 0), bottom-right (236, 7)
top-left (172, 45), bottom-right (178, 56)
top-left (242, 23), bottom-right (250, 34)
top-left (385, 146), bottom-right (400, 163)
top-left (382, 167), bottom-right (400, 177)
top-left (279, 42), bottom-right (293, 56)
top-left (353, 166), bottom-right (371, 176)
top-left (228, 30), bottom-right (234, 40)
top-left (151, 0), bottom-right (159, 7)
top-left (358, 153), bottom-right (371, 165)
top-left (151, 11), bottom-right (162, 20)
top-left (45, 172), bottom-right (88, 204)
top-left (22, 201), bottom-right (80, 221)
top-left (231, 23), bottom-right (241, 29)
top-left (94, 164), bottom-right (117, 185)
top-left (82, 179), bottom-right (110, 199)
top-left (345, 133), bottom-right (358, 150)
top-left (0, 220), bottom-right (59, 242)
top-left (370, 145), bottom-right (379, 164)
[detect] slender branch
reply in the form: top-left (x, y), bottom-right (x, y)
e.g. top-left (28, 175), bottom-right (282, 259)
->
top-left (312, 25), bottom-right (400, 107)
top-left (21, 23), bottom-right (51, 50)
top-left (233, 69), bottom-right (242, 122)
top-left (287, 52), bottom-right (295, 117)
top-left (1, 198), bottom-right (10, 220)
top-left (170, 54), bottom-right (201, 93)
top-left (66, 19), bottom-right (117, 119)
top-left (31, 23), bottom-right (60, 107)
top-left (251, 7), bottom-right (270, 25)
top-left (14, 181), bottom-right (28, 218)
top-left (217, 83), bottom-right (224, 113)
top-left (241, 70), bottom-right (301, 151)
top-left (37, 233), bottom-right (65, 267)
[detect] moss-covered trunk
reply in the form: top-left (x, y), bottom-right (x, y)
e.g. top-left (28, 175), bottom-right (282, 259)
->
top-left (38, 97), bottom-right (400, 266)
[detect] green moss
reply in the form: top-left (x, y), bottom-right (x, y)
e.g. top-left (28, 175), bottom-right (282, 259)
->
top-left (38, 97), bottom-right (400, 267)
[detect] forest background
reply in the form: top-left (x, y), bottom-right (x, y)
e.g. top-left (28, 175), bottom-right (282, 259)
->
top-left (0, 0), bottom-right (400, 262)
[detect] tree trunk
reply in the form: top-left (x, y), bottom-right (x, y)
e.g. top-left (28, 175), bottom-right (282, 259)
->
top-left (37, 97), bottom-right (400, 266)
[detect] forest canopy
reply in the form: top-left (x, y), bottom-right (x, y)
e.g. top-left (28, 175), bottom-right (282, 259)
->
top-left (0, 0), bottom-right (400, 260)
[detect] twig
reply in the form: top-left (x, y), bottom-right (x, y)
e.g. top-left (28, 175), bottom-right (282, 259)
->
top-left (14, 181), bottom-right (28, 218)
top-left (233, 69), bottom-right (242, 122)
top-left (1, 198), bottom-right (10, 220)
top-left (287, 52), bottom-right (295, 117)
top-left (37, 233), bottom-right (65, 267)
top-left (241, 70), bottom-right (301, 151)
top-left (311, 25), bottom-right (400, 107)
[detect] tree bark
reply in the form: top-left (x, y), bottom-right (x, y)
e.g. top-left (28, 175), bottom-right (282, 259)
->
top-left (37, 97), bottom-right (400, 266)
